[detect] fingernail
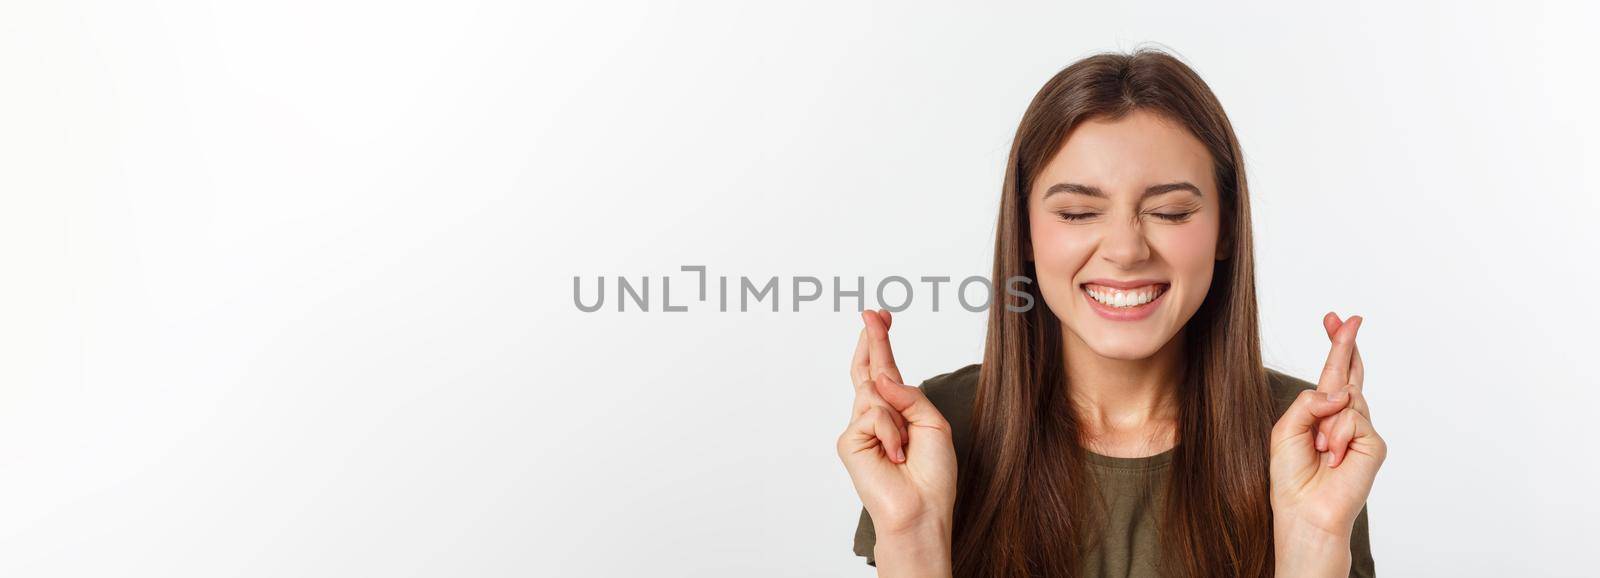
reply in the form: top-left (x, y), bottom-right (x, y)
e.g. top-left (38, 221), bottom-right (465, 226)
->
top-left (895, 447), bottom-right (905, 462)
top-left (1327, 390), bottom-right (1348, 403)
top-left (1323, 452), bottom-right (1334, 466)
top-left (1315, 431), bottom-right (1327, 451)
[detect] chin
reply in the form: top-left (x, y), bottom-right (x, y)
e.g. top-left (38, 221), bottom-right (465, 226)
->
top-left (1079, 332), bottom-right (1167, 360)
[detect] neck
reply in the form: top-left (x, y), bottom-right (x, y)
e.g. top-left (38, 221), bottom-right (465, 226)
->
top-left (1062, 326), bottom-right (1184, 442)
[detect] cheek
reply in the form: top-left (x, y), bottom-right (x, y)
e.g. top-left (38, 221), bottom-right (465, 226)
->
top-left (1027, 220), bottom-right (1098, 321)
top-left (1152, 217), bottom-right (1221, 290)
top-left (1029, 220), bottom-right (1096, 275)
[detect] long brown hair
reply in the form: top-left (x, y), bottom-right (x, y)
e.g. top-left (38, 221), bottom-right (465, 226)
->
top-left (952, 48), bottom-right (1276, 577)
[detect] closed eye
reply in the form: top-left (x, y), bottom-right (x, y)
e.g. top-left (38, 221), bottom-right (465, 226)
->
top-left (1150, 211), bottom-right (1194, 222)
top-left (1055, 211), bottom-right (1098, 222)
top-left (1056, 211), bottom-right (1193, 222)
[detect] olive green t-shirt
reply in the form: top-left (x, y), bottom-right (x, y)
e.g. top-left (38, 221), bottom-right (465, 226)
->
top-left (852, 364), bottom-right (1376, 577)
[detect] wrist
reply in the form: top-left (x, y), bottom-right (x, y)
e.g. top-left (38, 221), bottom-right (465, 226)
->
top-left (874, 517), bottom-right (952, 578)
top-left (1273, 518), bottom-right (1351, 578)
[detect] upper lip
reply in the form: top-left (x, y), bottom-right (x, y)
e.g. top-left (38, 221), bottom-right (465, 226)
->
top-left (1080, 278), bottom-right (1169, 289)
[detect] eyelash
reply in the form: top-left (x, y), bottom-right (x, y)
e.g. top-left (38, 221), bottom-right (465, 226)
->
top-left (1055, 211), bottom-right (1194, 222)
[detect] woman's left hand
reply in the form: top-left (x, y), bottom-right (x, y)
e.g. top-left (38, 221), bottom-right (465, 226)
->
top-left (1268, 312), bottom-right (1387, 543)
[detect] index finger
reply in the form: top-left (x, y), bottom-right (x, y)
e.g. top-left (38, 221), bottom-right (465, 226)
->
top-left (851, 326), bottom-right (872, 391)
top-left (1317, 313), bottom-right (1362, 392)
top-left (862, 309), bottom-right (904, 385)
top-left (1323, 313), bottom-right (1365, 390)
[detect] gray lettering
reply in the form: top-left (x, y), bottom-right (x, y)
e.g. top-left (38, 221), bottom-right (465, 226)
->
top-left (833, 276), bottom-right (864, 312)
top-left (958, 276), bottom-right (992, 312)
top-left (618, 276), bottom-right (649, 312)
top-left (793, 276), bottom-right (822, 312)
top-left (741, 276), bottom-right (779, 312)
top-left (682, 265), bottom-right (707, 300)
top-left (1004, 275), bottom-right (1034, 313)
top-left (921, 276), bottom-right (951, 312)
top-left (573, 276), bottom-right (605, 312)
top-left (664, 276), bottom-right (688, 312)
top-left (876, 276), bottom-right (913, 313)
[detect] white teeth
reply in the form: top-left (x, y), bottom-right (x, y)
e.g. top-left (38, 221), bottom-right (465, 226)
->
top-left (1086, 285), bottom-right (1164, 308)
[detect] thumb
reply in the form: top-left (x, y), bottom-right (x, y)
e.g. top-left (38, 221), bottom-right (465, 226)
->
top-left (1272, 388), bottom-right (1351, 444)
top-left (872, 374), bottom-right (948, 429)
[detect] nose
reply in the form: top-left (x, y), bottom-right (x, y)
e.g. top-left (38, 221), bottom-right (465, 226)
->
top-left (1099, 217), bottom-right (1151, 268)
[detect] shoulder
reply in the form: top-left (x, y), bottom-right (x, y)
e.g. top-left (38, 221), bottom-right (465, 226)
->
top-left (919, 364), bottom-right (980, 428)
top-left (1266, 367), bottom-right (1319, 421)
top-left (920, 363), bottom-right (980, 411)
top-left (918, 363), bottom-right (981, 460)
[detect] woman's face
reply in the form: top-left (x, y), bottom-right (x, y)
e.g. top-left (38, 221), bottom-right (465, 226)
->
top-left (1027, 109), bottom-right (1225, 360)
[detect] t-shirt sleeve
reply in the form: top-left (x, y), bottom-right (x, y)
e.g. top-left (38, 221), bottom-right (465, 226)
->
top-left (853, 506), bottom-right (877, 566)
top-left (1349, 502), bottom-right (1376, 577)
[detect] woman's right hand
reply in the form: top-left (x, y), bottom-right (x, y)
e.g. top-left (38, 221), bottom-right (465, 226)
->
top-left (836, 309), bottom-right (958, 539)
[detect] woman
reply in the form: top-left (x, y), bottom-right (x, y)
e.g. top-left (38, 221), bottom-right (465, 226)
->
top-left (836, 48), bottom-right (1385, 577)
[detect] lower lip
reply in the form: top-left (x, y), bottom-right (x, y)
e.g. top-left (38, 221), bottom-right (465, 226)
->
top-left (1081, 284), bottom-right (1168, 321)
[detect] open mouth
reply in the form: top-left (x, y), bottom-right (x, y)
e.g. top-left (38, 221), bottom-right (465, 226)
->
top-left (1081, 282), bottom-right (1169, 308)
top-left (1079, 281), bottom-right (1169, 320)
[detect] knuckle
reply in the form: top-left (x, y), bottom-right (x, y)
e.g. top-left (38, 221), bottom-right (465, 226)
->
top-left (845, 414), bottom-right (867, 432)
top-left (852, 388), bottom-right (871, 402)
top-left (880, 423), bottom-right (901, 440)
top-left (836, 432), bottom-right (858, 458)
top-left (1334, 409), bottom-right (1355, 429)
top-left (1270, 415), bottom-right (1293, 438)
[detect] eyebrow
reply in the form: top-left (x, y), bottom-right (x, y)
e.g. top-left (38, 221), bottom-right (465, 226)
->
top-left (1044, 181), bottom-right (1202, 199)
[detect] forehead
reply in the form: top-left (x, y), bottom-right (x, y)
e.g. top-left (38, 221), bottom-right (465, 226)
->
top-left (1034, 109), bottom-right (1215, 197)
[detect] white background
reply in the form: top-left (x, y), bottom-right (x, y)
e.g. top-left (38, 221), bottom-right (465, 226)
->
top-left (3, 1), bottom-right (1598, 576)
